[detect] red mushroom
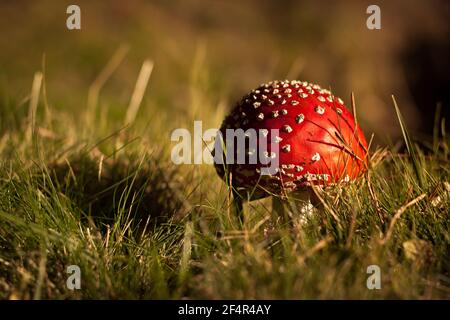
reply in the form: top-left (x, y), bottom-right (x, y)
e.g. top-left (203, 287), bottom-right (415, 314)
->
top-left (213, 80), bottom-right (369, 221)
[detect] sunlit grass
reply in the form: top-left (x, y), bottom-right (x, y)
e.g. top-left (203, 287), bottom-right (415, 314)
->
top-left (0, 56), bottom-right (449, 299)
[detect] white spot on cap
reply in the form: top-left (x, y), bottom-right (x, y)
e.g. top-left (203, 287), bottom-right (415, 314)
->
top-left (336, 108), bottom-right (342, 115)
top-left (295, 114), bottom-right (305, 123)
top-left (282, 144), bottom-right (291, 152)
top-left (281, 109), bottom-right (288, 115)
top-left (282, 125), bottom-right (293, 133)
top-left (291, 100), bottom-right (299, 106)
top-left (299, 93), bottom-right (308, 98)
top-left (271, 110), bottom-right (279, 118)
top-left (317, 96), bottom-right (325, 102)
top-left (338, 98), bottom-right (344, 104)
top-left (273, 136), bottom-right (283, 143)
top-left (304, 172), bottom-right (317, 181)
top-left (257, 113), bottom-right (264, 121)
top-left (315, 106), bottom-right (325, 114)
top-left (253, 102), bottom-right (261, 108)
top-left (260, 129), bottom-right (269, 137)
top-left (312, 152), bottom-right (321, 162)
top-left (264, 151), bottom-right (277, 159)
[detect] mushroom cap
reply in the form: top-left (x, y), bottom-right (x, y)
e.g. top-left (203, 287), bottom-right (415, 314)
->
top-left (214, 80), bottom-right (368, 199)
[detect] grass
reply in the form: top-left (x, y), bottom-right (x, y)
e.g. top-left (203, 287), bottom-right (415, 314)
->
top-left (0, 58), bottom-right (449, 300)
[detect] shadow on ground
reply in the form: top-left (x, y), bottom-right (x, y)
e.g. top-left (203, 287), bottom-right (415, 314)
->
top-left (47, 152), bottom-right (191, 232)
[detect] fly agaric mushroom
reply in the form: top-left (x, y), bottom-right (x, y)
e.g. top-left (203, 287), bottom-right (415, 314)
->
top-left (213, 80), bottom-right (368, 221)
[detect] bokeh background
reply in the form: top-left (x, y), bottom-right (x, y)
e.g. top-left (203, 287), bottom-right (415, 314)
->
top-left (1, 0), bottom-right (449, 143)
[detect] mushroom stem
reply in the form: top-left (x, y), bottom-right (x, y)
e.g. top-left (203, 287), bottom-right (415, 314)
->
top-left (272, 190), bottom-right (316, 224)
top-left (272, 196), bottom-right (290, 224)
top-left (293, 190), bottom-right (316, 221)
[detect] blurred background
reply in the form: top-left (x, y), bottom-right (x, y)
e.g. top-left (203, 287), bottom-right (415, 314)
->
top-left (0, 0), bottom-right (448, 144)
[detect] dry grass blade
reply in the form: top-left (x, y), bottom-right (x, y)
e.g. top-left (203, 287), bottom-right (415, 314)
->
top-left (366, 170), bottom-right (385, 225)
top-left (380, 193), bottom-right (427, 245)
top-left (125, 59), bottom-right (154, 125)
top-left (179, 221), bottom-right (193, 282)
top-left (370, 147), bottom-right (389, 168)
top-left (310, 184), bottom-right (341, 224)
top-left (87, 45), bottom-right (129, 113)
top-left (298, 236), bottom-right (333, 265)
top-left (351, 92), bottom-right (358, 128)
top-left (26, 71), bottom-right (43, 142)
top-left (32, 246), bottom-right (47, 300)
top-left (41, 54), bottom-right (51, 127)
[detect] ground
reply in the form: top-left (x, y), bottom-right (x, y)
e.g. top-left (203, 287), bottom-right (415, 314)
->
top-left (0, 76), bottom-right (448, 298)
